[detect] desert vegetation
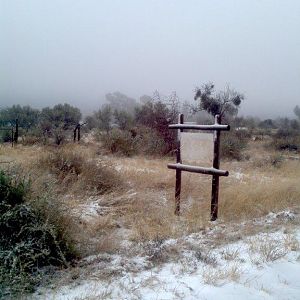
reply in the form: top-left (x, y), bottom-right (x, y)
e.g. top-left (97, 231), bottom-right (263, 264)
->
top-left (0, 168), bottom-right (77, 297)
top-left (1, 88), bottom-right (300, 298)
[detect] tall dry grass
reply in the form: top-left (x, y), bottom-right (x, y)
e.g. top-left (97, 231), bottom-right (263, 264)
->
top-left (0, 143), bottom-right (124, 257)
top-left (36, 144), bottom-right (123, 195)
top-left (123, 153), bottom-right (300, 241)
top-left (220, 160), bottom-right (300, 221)
top-left (1, 142), bottom-right (300, 247)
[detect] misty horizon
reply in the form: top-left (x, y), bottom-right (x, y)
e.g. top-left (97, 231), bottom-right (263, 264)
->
top-left (1, 0), bottom-right (300, 119)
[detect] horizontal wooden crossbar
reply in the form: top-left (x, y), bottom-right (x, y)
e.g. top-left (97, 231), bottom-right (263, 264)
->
top-left (167, 163), bottom-right (229, 176)
top-left (168, 124), bottom-right (230, 131)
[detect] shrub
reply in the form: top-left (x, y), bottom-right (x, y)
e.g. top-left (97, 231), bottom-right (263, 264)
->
top-left (113, 109), bottom-right (134, 130)
top-left (135, 99), bottom-right (177, 154)
top-left (269, 128), bottom-right (300, 152)
top-left (0, 130), bottom-right (12, 143)
top-left (100, 129), bottom-right (137, 156)
top-left (100, 127), bottom-right (168, 157)
top-left (221, 129), bottom-right (249, 160)
top-left (0, 169), bottom-right (77, 297)
top-left (253, 154), bottom-right (284, 168)
top-left (135, 126), bottom-right (167, 155)
top-left (268, 154), bottom-right (284, 167)
top-left (39, 147), bottom-right (121, 194)
top-left (21, 135), bottom-right (41, 146)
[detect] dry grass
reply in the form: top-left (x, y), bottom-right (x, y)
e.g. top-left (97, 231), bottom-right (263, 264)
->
top-left (202, 263), bottom-right (242, 285)
top-left (0, 143), bottom-right (124, 257)
top-left (246, 233), bottom-right (293, 264)
top-left (123, 143), bottom-right (300, 241)
top-left (195, 249), bottom-right (218, 267)
top-left (220, 160), bottom-right (300, 222)
top-left (36, 144), bottom-right (122, 195)
top-left (221, 247), bottom-right (240, 261)
top-left (283, 233), bottom-right (300, 251)
top-left (1, 140), bottom-right (300, 252)
top-left (1, 140), bottom-right (300, 298)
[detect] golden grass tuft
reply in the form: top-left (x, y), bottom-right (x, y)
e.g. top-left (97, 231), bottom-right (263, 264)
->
top-left (202, 263), bottom-right (242, 285)
top-left (124, 151), bottom-right (300, 241)
top-left (220, 160), bottom-right (300, 222)
top-left (37, 144), bottom-right (122, 195)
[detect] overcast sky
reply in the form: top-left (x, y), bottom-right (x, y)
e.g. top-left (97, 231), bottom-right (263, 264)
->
top-left (1, 0), bottom-right (300, 118)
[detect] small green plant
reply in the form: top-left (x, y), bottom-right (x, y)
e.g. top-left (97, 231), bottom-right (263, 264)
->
top-left (0, 169), bottom-right (77, 298)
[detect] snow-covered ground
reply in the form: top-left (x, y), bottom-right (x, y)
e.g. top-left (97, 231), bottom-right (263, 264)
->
top-left (34, 211), bottom-right (300, 300)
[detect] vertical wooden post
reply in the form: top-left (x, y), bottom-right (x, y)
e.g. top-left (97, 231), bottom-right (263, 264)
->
top-left (211, 114), bottom-right (221, 221)
top-left (73, 126), bottom-right (77, 142)
top-left (11, 126), bottom-right (14, 148)
top-left (14, 119), bottom-right (18, 144)
top-left (77, 124), bottom-right (81, 141)
top-left (175, 114), bottom-right (184, 215)
top-left (74, 124), bottom-right (81, 142)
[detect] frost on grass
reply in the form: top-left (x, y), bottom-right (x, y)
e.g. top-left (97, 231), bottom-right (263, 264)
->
top-left (34, 213), bottom-right (300, 300)
top-left (202, 264), bottom-right (242, 286)
top-left (247, 233), bottom-right (290, 264)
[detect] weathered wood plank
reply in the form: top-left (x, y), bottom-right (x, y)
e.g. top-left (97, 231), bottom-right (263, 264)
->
top-left (169, 124), bottom-right (230, 131)
top-left (175, 114), bottom-right (184, 215)
top-left (211, 115), bottom-right (221, 221)
top-left (168, 163), bottom-right (229, 177)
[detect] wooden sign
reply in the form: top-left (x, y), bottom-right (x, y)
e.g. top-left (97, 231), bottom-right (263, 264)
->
top-left (168, 114), bottom-right (230, 221)
top-left (180, 132), bottom-right (213, 166)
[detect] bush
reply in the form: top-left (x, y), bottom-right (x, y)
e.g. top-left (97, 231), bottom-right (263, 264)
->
top-left (39, 147), bottom-right (121, 194)
top-left (100, 129), bottom-right (137, 156)
top-left (253, 153), bottom-right (284, 168)
top-left (100, 127), bottom-right (168, 157)
top-left (0, 130), bottom-right (12, 143)
top-left (269, 128), bottom-right (300, 152)
top-left (0, 169), bottom-right (77, 297)
top-left (135, 99), bottom-right (177, 154)
top-left (221, 130), bottom-right (249, 160)
top-left (21, 135), bottom-right (41, 146)
top-left (135, 126), bottom-right (167, 155)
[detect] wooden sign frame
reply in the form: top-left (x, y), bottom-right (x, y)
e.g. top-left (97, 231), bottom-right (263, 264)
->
top-left (168, 114), bottom-right (230, 221)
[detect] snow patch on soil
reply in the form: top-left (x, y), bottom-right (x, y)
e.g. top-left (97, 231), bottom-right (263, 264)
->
top-left (115, 164), bottom-right (157, 174)
top-left (34, 211), bottom-right (300, 300)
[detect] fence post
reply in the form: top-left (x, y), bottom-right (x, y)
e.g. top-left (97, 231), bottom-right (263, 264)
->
top-left (73, 126), bottom-right (77, 142)
top-left (77, 124), bottom-right (81, 141)
top-left (211, 114), bottom-right (221, 221)
top-left (11, 126), bottom-right (14, 147)
top-left (14, 119), bottom-right (18, 144)
top-left (175, 113), bottom-right (184, 215)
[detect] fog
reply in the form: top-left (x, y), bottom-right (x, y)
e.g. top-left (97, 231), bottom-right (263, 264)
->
top-left (1, 0), bottom-right (300, 118)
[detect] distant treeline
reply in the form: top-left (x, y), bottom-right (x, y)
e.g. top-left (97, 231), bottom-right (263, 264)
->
top-left (1, 89), bottom-right (300, 156)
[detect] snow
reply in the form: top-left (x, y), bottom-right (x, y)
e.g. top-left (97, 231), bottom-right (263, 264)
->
top-left (34, 213), bottom-right (300, 300)
top-left (115, 165), bottom-right (156, 174)
top-left (71, 190), bottom-right (137, 222)
top-left (233, 171), bottom-right (244, 180)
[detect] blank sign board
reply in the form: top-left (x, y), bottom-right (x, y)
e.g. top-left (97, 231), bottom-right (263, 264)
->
top-left (180, 132), bottom-right (213, 166)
